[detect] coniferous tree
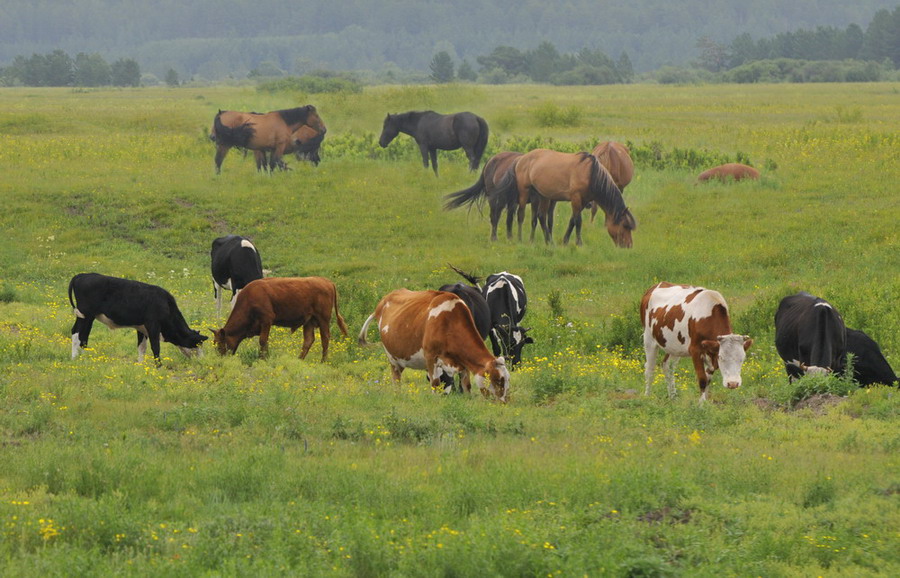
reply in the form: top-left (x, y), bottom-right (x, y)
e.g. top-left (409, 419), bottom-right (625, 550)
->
top-left (430, 51), bottom-right (455, 83)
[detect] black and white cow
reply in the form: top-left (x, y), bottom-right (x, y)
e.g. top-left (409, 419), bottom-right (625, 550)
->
top-left (482, 271), bottom-right (533, 365)
top-left (69, 273), bottom-right (207, 362)
top-left (774, 292), bottom-right (847, 380)
top-left (846, 328), bottom-right (898, 387)
top-left (211, 235), bottom-right (264, 314)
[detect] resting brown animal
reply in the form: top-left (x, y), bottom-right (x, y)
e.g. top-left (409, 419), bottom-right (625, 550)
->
top-left (211, 277), bottom-right (348, 360)
top-left (698, 163), bottom-right (760, 182)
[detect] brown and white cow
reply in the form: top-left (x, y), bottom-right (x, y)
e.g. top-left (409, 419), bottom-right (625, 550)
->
top-left (641, 282), bottom-right (753, 402)
top-left (211, 277), bottom-right (348, 360)
top-left (358, 289), bottom-right (510, 402)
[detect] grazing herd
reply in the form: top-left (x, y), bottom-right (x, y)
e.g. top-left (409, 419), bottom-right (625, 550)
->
top-left (65, 103), bottom-right (896, 405)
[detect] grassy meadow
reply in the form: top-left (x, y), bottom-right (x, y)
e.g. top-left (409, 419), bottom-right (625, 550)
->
top-left (0, 82), bottom-right (898, 576)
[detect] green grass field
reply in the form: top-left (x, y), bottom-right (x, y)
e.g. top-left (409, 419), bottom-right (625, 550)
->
top-left (0, 82), bottom-right (898, 576)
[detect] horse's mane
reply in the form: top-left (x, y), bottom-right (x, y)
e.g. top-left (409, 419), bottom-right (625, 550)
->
top-left (276, 105), bottom-right (316, 126)
top-left (584, 153), bottom-right (635, 229)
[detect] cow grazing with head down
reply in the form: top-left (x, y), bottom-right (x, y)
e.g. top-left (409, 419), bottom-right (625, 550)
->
top-left (774, 292), bottom-right (847, 380)
top-left (846, 328), bottom-right (898, 387)
top-left (437, 280), bottom-right (492, 393)
top-left (211, 277), bottom-right (348, 360)
top-left (210, 235), bottom-right (264, 314)
top-left (358, 289), bottom-right (510, 402)
top-left (69, 273), bottom-right (207, 363)
top-left (641, 282), bottom-right (753, 402)
top-left (482, 272), bottom-right (533, 366)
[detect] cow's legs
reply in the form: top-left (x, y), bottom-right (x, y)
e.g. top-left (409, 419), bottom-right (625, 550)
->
top-left (691, 354), bottom-right (711, 403)
top-left (71, 317), bottom-right (94, 359)
top-left (137, 332), bottom-right (148, 362)
top-left (389, 362), bottom-right (403, 382)
top-left (318, 322), bottom-right (331, 361)
top-left (214, 284), bottom-right (223, 315)
top-left (662, 355), bottom-right (679, 398)
top-left (258, 324), bottom-right (272, 359)
top-left (642, 338), bottom-right (659, 395)
top-left (298, 324), bottom-right (316, 360)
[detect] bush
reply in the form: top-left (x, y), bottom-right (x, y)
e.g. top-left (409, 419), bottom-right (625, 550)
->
top-left (257, 73), bottom-right (363, 95)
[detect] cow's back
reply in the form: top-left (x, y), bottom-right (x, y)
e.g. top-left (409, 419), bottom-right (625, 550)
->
top-left (775, 292), bottom-right (846, 373)
top-left (642, 282), bottom-right (730, 354)
top-left (375, 290), bottom-right (448, 359)
top-left (235, 277), bottom-right (336, 326)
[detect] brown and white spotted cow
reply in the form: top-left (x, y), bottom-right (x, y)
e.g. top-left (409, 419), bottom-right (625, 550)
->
top-left (641, 282), bottom-right (753, 402)
top-left (358, 289), bottom-right (510, 402)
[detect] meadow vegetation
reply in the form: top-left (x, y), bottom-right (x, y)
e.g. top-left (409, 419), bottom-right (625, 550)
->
top-left (0, 82), bottom-right (897, 576)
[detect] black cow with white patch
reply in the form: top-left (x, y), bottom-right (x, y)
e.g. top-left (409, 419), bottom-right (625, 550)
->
top-left (774, 292), bottom-right (846, 380)
top-left (482, 271), bottom-right (533, 366)
top-left (211, 235), bottom-right (264, 314)
top-left (69, 273), bottom-right (207, 362)
top-left (846, 328), bottom-right (898, 387)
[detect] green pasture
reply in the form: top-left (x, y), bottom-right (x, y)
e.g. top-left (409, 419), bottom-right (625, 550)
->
top-left (0, 83), bottom-right (897, 576)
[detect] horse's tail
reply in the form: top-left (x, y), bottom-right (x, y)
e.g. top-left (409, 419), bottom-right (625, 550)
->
top-left (213, 113), bottom-right (255, 149)
top-left (473, 116), bottom-right (489, 167)
top-left (443, 172), bottom-right (488, 211)
top-left (448, 263), bottom-right (481, 289)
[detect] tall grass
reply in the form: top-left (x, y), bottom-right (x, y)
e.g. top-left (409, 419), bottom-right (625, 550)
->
top-left (0, 83), bottom-right (897, 576)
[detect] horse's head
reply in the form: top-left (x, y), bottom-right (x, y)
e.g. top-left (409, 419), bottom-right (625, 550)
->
top-left (605, 208), bottom-right (637, 249)
top-left (303, 105), bottom-right (327, 135)
top-left (379, 114), bottom-right (399, 147)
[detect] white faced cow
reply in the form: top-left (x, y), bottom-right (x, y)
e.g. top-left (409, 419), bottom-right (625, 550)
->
top-left (482, 272), bottom-right (533, 366)
top-left (641, 282), bottom-right (753, 403)
top-left (358, 289), bottom-right (510, 402)
top-left (210, 235), bottom-right (264, 314)
top-left (774, 292), bottom-right (847, 380)
top-left (69, 273), bottom-right (207, 363)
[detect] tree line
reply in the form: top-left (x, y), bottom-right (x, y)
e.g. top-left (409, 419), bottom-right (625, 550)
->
top-left (0, 50), bottom-right (142, 87)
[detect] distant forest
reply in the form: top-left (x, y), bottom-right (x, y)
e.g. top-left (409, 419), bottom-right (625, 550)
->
top-left (1, 0), bottom-right (898, 84)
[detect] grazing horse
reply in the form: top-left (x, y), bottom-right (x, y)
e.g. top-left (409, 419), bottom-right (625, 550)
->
top-left (500, 149), bottom-right (636, 248)
top-left (210, 105), bottom-right (326, 174)
top-left (379, 110), bottom-right (489, 176)
top-left (253, 124), bottom-right (324, 170)
top-left (589, 141), bottom-right (635, 222)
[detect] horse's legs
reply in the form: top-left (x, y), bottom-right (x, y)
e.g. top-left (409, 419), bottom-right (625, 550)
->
top-left (537, 198), bottom-right (554, 244)
top-left (505, 198), bottom-right (517, 240)
top-left (254, 151), bottom-right (267, 172)
top-left (429, 149), bottom-right (439, 176)
top-left (562, 202), bottom-right (584, 246)
top-left (214, 145), bottom-right (230, 174)
top-left (489, 200), bottom-right (502, 242)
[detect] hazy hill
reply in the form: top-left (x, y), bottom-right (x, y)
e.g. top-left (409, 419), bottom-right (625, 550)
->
top-left (1, 0), bottom-right (896, 79)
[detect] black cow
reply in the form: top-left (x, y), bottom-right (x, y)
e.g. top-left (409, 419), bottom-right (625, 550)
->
top-left (482, 271), bottom-right (533, 366)
top-left (437, 281), bottom-right (492, 393)
top-left (69, 273), bottom-right (207, 362)
top-left (774, 292), bottom-right (846, 380)
top-left (846, 328), bottom-right (898, 387)
top-left (211, 235), bottom-right (264, 314)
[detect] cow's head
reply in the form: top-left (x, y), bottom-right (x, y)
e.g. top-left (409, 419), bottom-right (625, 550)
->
top-left (474, 356), bottom-right (510, 403)
top-left (210, 328), bottom-right (238, 355)
top-left (701, 334), bottom-right (753, 389)
top-left (176, 331), bottom-right (208, 357)
top-left (508, 326), bottom-right (534, 366)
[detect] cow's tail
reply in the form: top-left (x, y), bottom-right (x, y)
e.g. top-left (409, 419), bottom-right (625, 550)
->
top-left (358, 313), bottom-right (376, 346)
top-left (474, 116), bottom-right (489, 167)
top-left (332, 286), bottom-right (349, 337)
top-left (68, 275), bottom-right (77, 310)
top-left (448, 263), bottom-right (481, 290)
top-left (443, 172), bottom-right (487, 211)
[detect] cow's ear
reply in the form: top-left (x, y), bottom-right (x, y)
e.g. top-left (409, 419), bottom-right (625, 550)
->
top-left (701, 339), bottom-right (720, 353)
top-left (742, 336), bottom-right (753, 351)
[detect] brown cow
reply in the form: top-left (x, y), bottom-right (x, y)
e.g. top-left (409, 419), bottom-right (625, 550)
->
top-left (358, 289), bottom-right (510, 402)
top-left (698, 163), bottom-right (760, 182)
top-left (211, 277), bottom-right (348, 360)
top-left (641, 282), bottom-right (753, 403)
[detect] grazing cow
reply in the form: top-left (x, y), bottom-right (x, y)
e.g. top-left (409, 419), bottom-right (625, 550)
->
top-left (774, 292), bottom-right (847, 380)
top-left (437, 281), bottom-right (492, 393)
top-left (846, 328), bottom-right (898, 387)
top-left (211, 277), bottom-right (348, 360)
top-left (358, 289), bottom-right (510, 401)
top-left (641, 282), bottom-right (753, 402)
top-left (68, 273), bottom-right (207, 362)
top-left (210, 235), bottom-right (264, 314)
top-left (698, 163), bottom-right (760, 182)
top-left (482, 272), bottom-right (533, 366)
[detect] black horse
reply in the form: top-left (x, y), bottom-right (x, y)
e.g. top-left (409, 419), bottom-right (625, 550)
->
top-left (378, 110), bottom-right (489, 176)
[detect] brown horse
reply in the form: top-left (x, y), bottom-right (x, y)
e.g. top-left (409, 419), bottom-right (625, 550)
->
top-left (252, 124), bottom-right (324, 171)
top-left (210, 105), bottom-right (326, 174)
top-left (589, 141), bottom-right (634, 221)
top-left (505, 149), bottom-right (636, 248)
top-left (698, 163), bottom-right (760, 182)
